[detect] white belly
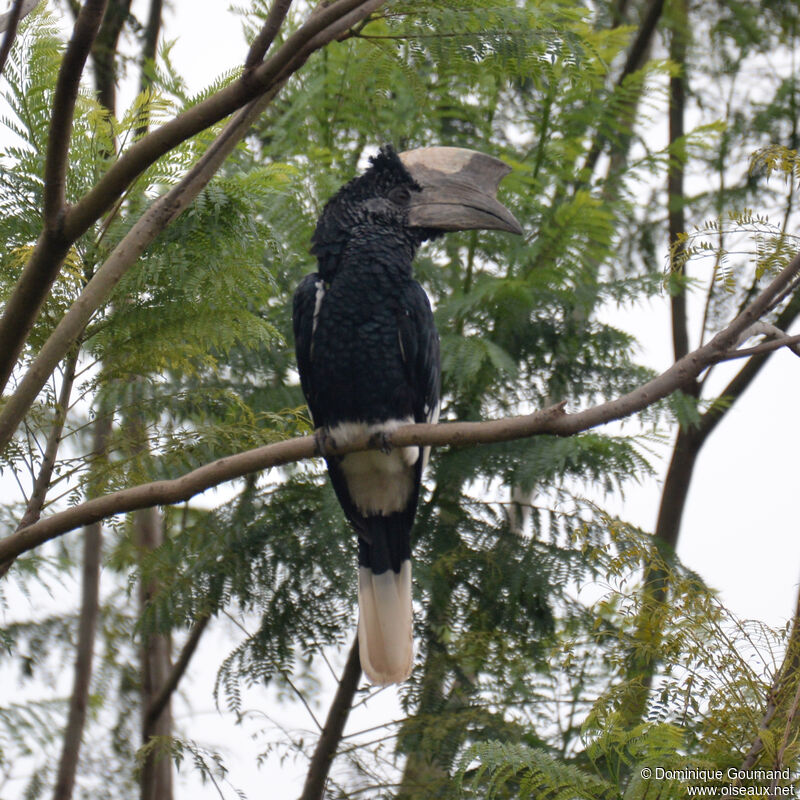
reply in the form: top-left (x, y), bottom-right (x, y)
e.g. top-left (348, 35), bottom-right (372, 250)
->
top-left (331, 419), bottom-right (418, 515)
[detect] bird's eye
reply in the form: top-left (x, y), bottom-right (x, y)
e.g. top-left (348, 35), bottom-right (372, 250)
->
top-left (388, 185), bottom-right (412, 206)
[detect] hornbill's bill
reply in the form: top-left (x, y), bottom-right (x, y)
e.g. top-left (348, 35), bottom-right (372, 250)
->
top-left (293, 145), bottom-right (521, 684)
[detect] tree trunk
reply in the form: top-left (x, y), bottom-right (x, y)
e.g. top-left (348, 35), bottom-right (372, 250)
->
top-left (137, 504), bottom-right (173, 800)
top-left (619, 0), bottom-right (691, 728)
top-left (667, 0), bottom-right (690, 365)
top-left (298, 635), bottom-right (362, 800)
top-left (51, 411), bottom-right (111, 800)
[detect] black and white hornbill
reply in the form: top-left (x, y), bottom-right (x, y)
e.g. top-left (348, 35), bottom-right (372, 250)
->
top-left (293, 145), bottom-right (521, 684)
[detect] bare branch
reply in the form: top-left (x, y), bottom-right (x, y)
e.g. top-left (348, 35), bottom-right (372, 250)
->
top-left (44, 0), bottom-right (109, 225)
top-left (299, 635), bottom-right (362, 800)
top-left (0, 400), bottom-right (558, 563)
top-left (51, 518), bottom-right (102, 800)
top-left (63, 0), bottom-right (379, 241)
top-left (245, 0), bottom-right (293, 69)
top-left (144, 613), bottom-right (210, 728)
top-left (667, 0), bottom-right (690, 364)
top-left (715, 333), bottom-right (800, 362)
top-left (697, 292), bottom-right (800, 443)
top-left (0, 0), bottom-right (38, 76)
top-left (3, 243), bottom-right (800, 563)
top-left (734, 320), bottom-right (791, 346)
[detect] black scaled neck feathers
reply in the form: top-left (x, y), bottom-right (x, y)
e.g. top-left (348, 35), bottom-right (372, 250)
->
top-left (310, 146), bottom-right (431, 282)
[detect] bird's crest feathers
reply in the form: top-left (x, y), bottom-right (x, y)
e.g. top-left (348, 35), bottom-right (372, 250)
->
top-left (311, 146), bottom-right (422, 277)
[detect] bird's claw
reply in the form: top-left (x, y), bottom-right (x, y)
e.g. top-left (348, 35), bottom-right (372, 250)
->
top-left (369, 430), bottom-right (393, 455)
top-left (314, 427), bottom-right (338, 457)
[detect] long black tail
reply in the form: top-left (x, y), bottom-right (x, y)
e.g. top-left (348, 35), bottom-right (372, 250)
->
top-left (357, 513), bottom-right (413, 685)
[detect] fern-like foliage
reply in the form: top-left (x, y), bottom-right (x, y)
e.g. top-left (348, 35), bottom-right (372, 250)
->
top-left (455, 519), bottom-right (794, 799)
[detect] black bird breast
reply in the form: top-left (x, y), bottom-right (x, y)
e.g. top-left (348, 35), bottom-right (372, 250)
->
top-left (312, 268), bottom-right (415, 427)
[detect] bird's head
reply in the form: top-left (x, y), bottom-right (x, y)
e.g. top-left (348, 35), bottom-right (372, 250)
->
top-left (311, 145), bottom-right (521, 278)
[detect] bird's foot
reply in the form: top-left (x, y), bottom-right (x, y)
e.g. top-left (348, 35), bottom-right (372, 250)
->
top-left (314, 427), bottom-right (338, 457)
top-left (369, 430), bottom-right (393, 455)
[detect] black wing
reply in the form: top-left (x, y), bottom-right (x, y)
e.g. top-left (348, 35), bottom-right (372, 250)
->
top-left (292, 272), bottom-right (322, 424)
top-left (397, 280), bottom-right (441, 426)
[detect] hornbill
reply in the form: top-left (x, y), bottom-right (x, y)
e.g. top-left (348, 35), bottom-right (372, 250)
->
top-left (293, 145), bottom-right (521, 684)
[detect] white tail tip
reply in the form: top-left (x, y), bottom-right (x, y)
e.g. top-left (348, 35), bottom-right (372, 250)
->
top-left (357, 561), bottom-right (413, 685)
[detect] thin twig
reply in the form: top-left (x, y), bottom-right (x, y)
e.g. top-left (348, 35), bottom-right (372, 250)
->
top-left (0, 348), bottom-right (79, 578)
top-left (713, 333), bottom-right (800, 362)
top-left (281, 672), bottom-right (324, 733)
top-left (17, 348), bottom-right (79, 529)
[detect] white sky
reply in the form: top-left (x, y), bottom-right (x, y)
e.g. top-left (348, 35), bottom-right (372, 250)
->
top-left (3, 1), bottom-right (800, 797)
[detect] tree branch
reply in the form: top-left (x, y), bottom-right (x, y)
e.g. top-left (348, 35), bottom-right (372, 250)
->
top-left (138, 0), bottom-right (161, 73)
top-left (17, 349), bottom-right (78, 529)
top-left (696, 292), bottom-right (800, 444)
top-left (0, 0), bottom-right (39, 31)
top-left (137, 504), bottom-right (173, 800)
top-left (0, 0), bottom-right (39, 76)
top-left (245, 0), bottom-right (293, 69)
top-left (90, 0), bottom-right (133, 114)
top-left (0, 0), bottom-right (109, 392)
top-left (51, 517), bottom-right (102, 800)
top-left (4, 248), bottom-right (800, 563)
top-left (133, 0), bottom-right (162, 143)
top-left (667, 0), bottom-right (690, 364)
top-left (0, 89), bottom-right (280, 454)
top-left (715, 332), bottom-right (800, 362)
top-left (0, 225), bottom-right (74, 394)
top-left (0, 0), bottom-right (384, 396)
top-left (63, 0), bottom-right (378, 241)
top-left (578, 0), bottom-right (665, 181)
top-left (144, 613), bottom-right (210, 728)
top-left (299, 634), bottom-right (362, 800)
top-left (44, 0), bottom-right (109, 225)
